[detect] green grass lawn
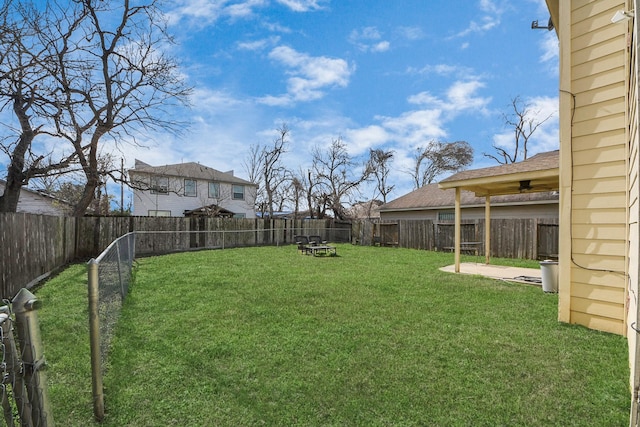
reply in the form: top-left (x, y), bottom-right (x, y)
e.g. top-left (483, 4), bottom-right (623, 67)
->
top-left (37, 245), bottom-right (629, 426)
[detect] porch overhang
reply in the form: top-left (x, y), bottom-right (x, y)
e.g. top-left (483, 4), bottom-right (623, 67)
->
top-left (438, 168), bottom-right (559, 197)
top-left (437, 151), bottom-right (559, 272)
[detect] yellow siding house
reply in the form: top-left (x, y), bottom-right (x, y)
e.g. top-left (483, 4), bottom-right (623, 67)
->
top-left (546, 0), bottom-right (640, 423)
top-left (438, 1), bottom-right (639, 420)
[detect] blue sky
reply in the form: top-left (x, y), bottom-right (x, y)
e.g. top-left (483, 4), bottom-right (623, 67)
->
top-left (9, 0), bottom-right (560, 207)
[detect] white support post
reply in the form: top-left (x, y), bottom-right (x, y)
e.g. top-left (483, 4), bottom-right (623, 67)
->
top-left (454, 187), bottom-right (461, 273)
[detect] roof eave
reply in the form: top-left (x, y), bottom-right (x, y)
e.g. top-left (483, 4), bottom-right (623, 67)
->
top-left (128, 169), bottom-right (257, 187)
top-left (439, 168), bottom-right (559, 197)
top-left (380, 198), bottom-right (558, 213)
top-left (545, 0), bottom-right (559, 38)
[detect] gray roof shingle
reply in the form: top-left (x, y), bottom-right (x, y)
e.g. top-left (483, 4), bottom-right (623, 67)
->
top-left (440, 150), bottom-right (559, 183)
top-left (129, 160), bottom-right (256, 186)
top-left (380, 183), bottom-right (558, 212)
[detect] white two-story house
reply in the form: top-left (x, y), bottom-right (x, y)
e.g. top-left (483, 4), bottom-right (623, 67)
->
top-left (129, 160), bottom-right (257, 218)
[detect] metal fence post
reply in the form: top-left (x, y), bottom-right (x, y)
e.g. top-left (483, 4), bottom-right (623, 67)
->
top-left (0, 305), bottom-right (32, 427)
top-left (12, 289), bottom-right (54, 427)
top-left (87, 259), bottom-right (104, 421)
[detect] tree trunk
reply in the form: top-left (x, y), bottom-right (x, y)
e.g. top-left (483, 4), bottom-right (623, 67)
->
top-left (73, 128), bottom-right (106, 217)
top-left (73, 173), bottom-right (99, 217)
top-left (0, 173), bottom-right (23, 212)
top-left (0, 100), bottom-right (36, 213)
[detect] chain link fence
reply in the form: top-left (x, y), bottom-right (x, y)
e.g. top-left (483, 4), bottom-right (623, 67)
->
top-left (134, 227), bottom-right (352, 256)
top-left (87, 232), bottom-right (135, 421)
top-left (0, 289), bottom-right (54, 426)
top-left (87, 228), bottom-right (350, 421)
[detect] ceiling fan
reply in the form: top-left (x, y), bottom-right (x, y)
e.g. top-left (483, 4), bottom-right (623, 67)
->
top-left (519, 180), bottom-right (532, 191)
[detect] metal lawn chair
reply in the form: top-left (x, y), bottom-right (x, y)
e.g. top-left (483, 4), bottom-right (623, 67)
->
top-left (308, 235), bottom-right (326, 246)
top-left (294, 235), bottom-right (310, 254)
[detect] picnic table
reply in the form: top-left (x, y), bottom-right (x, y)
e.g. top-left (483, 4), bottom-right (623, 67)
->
top-left (295, 235), bottom-right (337, 256)
top-left (304, 244), bottom-right (337, 256)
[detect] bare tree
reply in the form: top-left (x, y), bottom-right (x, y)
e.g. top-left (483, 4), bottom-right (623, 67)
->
top-left (0, 1), bottom-right (79, 212)
top-left (300, 167), bottom-right (319, 219)
top-left (243, 143), bottom-right (266, 214)
top-left (484, 95), bottom-right (553, 164)
top-left (49, 0), bottom-right (192, 216)
top-left (410, 140), bottom-right (473, 188)
top-left (259, 125), bottom-right (290, 218)
top-left (311, 137), bottom-right (372, 220)
top-left (367, 148), bottom-right (395, 203)
top-left (0, 0), bottom-right (192, 216)
top-left (290, 175), bottom-right (304, 218)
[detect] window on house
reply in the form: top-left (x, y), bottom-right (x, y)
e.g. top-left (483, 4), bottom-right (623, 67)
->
top-left (233, 213), bottom-right (245, 219)
top-left (438, 211), bottom-right (455, 222)
top-left (232, 185), bottom-right (245, 200)
top-left (208, 182), bottom-right (220, 199)
top-left (148, 210), bottom-right (171, 217)
top-left (150, 176), bottom-right (169, 194)
top-left (184, 179), bottom-right (197, 197)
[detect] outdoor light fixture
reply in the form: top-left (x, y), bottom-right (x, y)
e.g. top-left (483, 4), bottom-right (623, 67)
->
top-left (611, 10), bottom-right (634, 24)
top-left (531, 17), bottom-right (554, 31)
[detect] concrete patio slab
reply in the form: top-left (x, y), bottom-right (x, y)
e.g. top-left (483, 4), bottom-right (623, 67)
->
top-left (439, 262), bottom-right (542, 286)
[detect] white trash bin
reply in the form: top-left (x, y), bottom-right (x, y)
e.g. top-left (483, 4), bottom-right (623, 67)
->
top-left (539, 260), bottom-right (558, 293)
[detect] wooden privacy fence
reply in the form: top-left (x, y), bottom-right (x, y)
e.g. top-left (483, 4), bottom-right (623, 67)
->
top-left (0, 213), bottom-right (349, 299)
top-left (352, 218), bottom-right (559, 259)
top-left (2, 212), bottom-right (556, 300)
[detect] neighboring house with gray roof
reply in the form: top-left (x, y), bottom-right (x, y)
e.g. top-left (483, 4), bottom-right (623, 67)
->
top-left (379, 184), bottom-right (559, 222)
top-left (129, 160), bottom-right (257, 218)
top-left (0, 179), bottom-right (73, 216)
top-left (381, 151), bottom-right (561, 222)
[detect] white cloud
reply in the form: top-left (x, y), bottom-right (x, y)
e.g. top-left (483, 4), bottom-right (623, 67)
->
top-left (275, 0), bottom-right (327, 12)
top-left (123, 87), bottom-right (269, 176)
top-left (327, 78), bottom-right (491, 194)
top-left (191, 87), bottom-right (246, 110)
top-left (378, 109), bottom-right (448, 146)
top-left (539, 32), bottom-right (559, 77)
top-left (540, 33), bottom-right (558, 62)
top-left (258, 46), bottom-right (354, 105)
top-left (349, 27), bottom-right (391, 53)
top-left (397, 26), bottom-right (425, 41)
top-left (450, 0), bottom-right (507, 38)
top-left (407, 64), bottom-right (475, 79)
top-left (349, 27), bottom-right (391, 52)
top-left (479, 0), bottom-right (502, 14)
top-left (167, 0), bottom-right (267, 26)
top-left (344, 125), bottom-right (391, 154)
top-left (407, 91), bottom-right (442, 107)
top-left (236, 36), bottom-right (280, 51)
top-left (226, 0), bottom-right (267, 18)
top-left (445, 80), bottom-right (490, 114)
top-left (341, 78), bottom-right (491, 159)
top-left (256, 94), bottom-right (292, 107)
top-left (166, 0), bottom-right (224, 25)
top-left (371, 41), bottom-right (390, 52)
top-left (454, 16), bottom-right (499, 38)
top-left (261, 20), bottom-right (293, 33)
